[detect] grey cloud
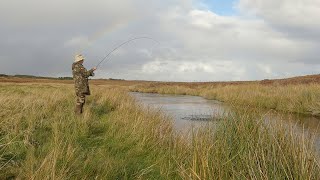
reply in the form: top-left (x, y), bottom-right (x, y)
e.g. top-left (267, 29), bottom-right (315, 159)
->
top-left (236, 0), bottom-right (320, 65)
top-left (237, 0), bottom-right (320, 40)
top-left (0, 0), bottom-right (319, 81)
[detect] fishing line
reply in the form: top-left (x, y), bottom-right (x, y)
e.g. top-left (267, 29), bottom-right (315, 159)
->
top-left (95, 37), bottom-right (160, 69)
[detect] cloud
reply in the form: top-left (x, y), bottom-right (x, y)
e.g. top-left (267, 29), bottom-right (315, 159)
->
top-left (64, 36), bottom-right (89, 48)
top-left (159, 6), bottom-right (311, 65)
top-left (0, 0), bottom-right (319, 81)
top-left (189, 10), bottom-right (216, 29)
top-left (237, 0), bottom-right (320, 39)
top-left (141, 59), bottom-right (246, 81)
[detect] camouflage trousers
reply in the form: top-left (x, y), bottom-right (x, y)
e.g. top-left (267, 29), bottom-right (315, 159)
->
top-left (76, 95), bottom-right (86, 105)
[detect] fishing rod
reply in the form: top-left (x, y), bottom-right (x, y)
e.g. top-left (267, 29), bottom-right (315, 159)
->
top-left (95, 37), bottom-right (160, 69)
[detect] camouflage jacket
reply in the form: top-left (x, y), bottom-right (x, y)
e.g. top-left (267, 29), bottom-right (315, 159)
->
top-left (72, 62), bottom-right (94, 96)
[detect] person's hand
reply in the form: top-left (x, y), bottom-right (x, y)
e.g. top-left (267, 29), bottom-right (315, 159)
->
top-left (92, 67), bottom-right (97, 71)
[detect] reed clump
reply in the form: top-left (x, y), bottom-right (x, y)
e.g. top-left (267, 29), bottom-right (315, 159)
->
top-left (175, 109), bottom-right (320, 179)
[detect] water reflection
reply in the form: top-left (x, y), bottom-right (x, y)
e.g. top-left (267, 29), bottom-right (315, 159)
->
top-left (130, 92), bottom-right (227, 131)
top-left (130, 92), bottom-right (320, 150)
top-left (262, 110), bottom-right (320, 151)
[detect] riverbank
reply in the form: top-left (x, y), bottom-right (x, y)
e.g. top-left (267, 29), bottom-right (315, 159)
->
top-left (0, 83), bottom-right (177, 179)
top-left (130, 83), bottom-right (320, 116)
top-left (1, 83), bottom-right (319, 179)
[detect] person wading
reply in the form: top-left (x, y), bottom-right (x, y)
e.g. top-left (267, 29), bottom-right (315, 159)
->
top-left (72, 54), bottom-right (97, 114)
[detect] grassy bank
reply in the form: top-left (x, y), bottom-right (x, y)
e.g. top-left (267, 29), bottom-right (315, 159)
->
top-left (0, 84), bottom-right (178, 179)
top-left (177, 109), bottom-right (320, 179)
top-left (130, 83), bottom-right (320, 115)
top-left (1, 83), bottom-right (319, 179)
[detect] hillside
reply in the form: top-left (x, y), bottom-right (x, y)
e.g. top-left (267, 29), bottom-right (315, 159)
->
top-left (1, 74), bottom-right (320, 85)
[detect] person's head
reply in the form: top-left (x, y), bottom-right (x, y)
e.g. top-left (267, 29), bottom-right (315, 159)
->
top-left (74, 54), bottom-right (85, 64)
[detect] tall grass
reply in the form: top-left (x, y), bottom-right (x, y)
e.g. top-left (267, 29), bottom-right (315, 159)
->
top-left (131, 83), bottom-right (320, 115)
top-left (176, 110), bottom-right (320, 179)
top-left (1, 83), bottom-right (319, 179)
top-left (0, 84), bottom-right (178, 179)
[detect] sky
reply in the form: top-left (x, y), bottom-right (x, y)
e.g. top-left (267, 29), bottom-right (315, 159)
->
top-left (0, 0), bottom-right (320, 82)
top-left (200, 0), bottom-right (237, 15)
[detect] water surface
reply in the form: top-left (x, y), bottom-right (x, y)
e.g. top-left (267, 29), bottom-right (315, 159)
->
top-left (131, 92), bottom-right (227, 131)
top-left (130, 92), bottom-right (320, 150)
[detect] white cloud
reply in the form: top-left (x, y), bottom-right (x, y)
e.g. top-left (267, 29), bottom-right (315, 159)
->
top-left (258, 64), bottom-right (272, 75)
top-left (159, 7), bottom-right (311, 65)
top-left (237, 0), bottom-right (320, 36)
top-left (189, 10), bottom-right (216, 29)
top-left (0, 0), bottom-right (319, 81)
top-left (137, 49), bottom-right (153, 58)
top-left (141, 59), bottom-right (246, 81)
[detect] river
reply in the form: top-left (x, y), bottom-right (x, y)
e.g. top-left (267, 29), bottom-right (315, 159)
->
top-left (130, 92), bottom-right (320, 151)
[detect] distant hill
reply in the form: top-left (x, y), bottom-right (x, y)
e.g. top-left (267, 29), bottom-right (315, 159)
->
top-left (0, 74), bottom-right (72, 80)
top-left (1, 73), bottom-right (320, 85)
top-left (260, 74), bottom-right (320, 85)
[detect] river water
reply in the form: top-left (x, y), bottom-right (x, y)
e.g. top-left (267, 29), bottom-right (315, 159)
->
top-left (130, 92), bottom-right (320, 151)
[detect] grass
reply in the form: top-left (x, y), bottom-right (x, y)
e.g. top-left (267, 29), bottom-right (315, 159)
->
top-left (130, 83), bottom-right (320, 115)
top-left (177, 109), bottom-right (320, 179)
top-left (0, 84), bottom-right (177, 179)
top-left (1, 82), bottom-right (319, 179)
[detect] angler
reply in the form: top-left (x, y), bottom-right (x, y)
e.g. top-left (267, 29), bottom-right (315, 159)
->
top-left (71, 37), bottom-right (157, 114)
top-left (72, 54), bottom-right (97, 114)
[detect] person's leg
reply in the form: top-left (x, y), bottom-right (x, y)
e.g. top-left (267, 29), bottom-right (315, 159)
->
top-left (75, 95), bottom-right (86, 114)
top-left (79, 95), bottom-right (86, 113)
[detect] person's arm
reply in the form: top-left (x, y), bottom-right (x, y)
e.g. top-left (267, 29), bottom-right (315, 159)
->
top-left (87, 67), bottom-right (97, 77)
top-left (75, 64), bottom-right (96, 78)
top-left (84, 68), bottom-right (94, 78)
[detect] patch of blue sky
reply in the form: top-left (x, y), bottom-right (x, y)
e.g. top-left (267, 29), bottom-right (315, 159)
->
top-left (199, 0), bottom-right (238, 16)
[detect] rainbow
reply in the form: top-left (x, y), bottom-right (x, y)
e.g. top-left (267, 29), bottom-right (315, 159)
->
top-left (78, 22), bottom-right (131, 53)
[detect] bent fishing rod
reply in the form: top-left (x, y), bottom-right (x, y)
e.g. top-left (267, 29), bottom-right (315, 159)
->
top-left (95, 37), bottom-right (160, 69)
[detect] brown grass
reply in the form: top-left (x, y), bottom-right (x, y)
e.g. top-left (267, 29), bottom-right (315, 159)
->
top-left (1, 78), bottom-right (320, 179)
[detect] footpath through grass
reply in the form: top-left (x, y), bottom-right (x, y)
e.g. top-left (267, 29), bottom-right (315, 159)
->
top-left (1, 83), bottom-right (319, 179)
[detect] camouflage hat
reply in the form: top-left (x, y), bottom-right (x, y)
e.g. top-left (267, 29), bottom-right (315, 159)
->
top-left (74, 54), bottom-right (85, 62)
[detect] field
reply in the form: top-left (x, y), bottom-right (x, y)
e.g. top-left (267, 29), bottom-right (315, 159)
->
top-left (1, 76), bottom-right (320, 179)
top-left (130, 75), bottom-right (320, 116)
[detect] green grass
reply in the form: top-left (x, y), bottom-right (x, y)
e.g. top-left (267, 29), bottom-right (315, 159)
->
top-left (130, 83), bottom-right (320, 115)
top-left (0, 84), bottom-right (177, 179)
top-left (1, 83), bottom-right (319, 179)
